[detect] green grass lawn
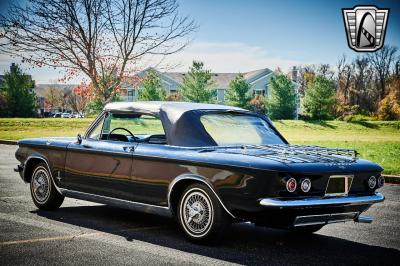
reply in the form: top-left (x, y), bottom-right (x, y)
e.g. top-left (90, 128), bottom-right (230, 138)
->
top-left (1, 118), bottom-right (399, 175)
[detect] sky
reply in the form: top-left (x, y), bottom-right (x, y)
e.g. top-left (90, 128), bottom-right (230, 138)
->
top-left (0, 0), bottom-right (399, 84)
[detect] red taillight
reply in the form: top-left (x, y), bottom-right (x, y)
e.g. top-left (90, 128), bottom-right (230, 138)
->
top-left (286, 178), bottom-right (297, 193)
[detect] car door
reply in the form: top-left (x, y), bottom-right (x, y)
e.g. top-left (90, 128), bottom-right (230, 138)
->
top-left (63, 112), bottom-right (137, 201)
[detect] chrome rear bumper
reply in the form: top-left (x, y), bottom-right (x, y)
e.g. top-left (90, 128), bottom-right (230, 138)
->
top-left (293, 212), bottom-right (374, 227)
top-left (294, 212), bottom-right (358, 227)
top-left (259, 192), bottom-right (384, 209)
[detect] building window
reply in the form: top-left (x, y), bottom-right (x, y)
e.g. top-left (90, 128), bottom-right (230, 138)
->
top-left (253, 90), bottom-right (265, 96)
top-left (127, 89), bottom-right (135, 101)
top-left (217, 89), bottom-right (225, 102)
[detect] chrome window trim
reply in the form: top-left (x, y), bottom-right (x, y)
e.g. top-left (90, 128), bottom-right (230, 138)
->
top-left (84, 111), bottom-right (106, 139)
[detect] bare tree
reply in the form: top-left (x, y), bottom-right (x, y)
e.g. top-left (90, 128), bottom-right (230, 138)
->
top-left (67, 93), bottom-right (86, 113)
top-left (0, 0), bottom-right (195, 105)
top-left (336, 55), bottom-right (355, 106)
top-left (367, 46), bottom-right (398, 100)
top-left (394, 58), bottom-right (400, 76)
top-left (317, 64), bottom-right (334, 79)
top-left (68, 83), bottom-right (92, 113)
top-left (44, 87), bottom-right (64, 112)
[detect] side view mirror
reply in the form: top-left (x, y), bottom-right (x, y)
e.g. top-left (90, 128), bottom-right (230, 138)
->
top-left (76, 134), bottom-right (82, 145)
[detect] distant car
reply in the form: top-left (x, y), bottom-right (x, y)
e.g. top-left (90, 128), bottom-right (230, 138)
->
top-left (71, 112), bottom-right (85, 118)
top-left (42, 112), bottom-right (54, 118)
top-left (61, 113), bottom-right (71, 118)
top-left (14, 102), bottom-right (385, 243)
top-left (53, 113), bottom-right (61, 118)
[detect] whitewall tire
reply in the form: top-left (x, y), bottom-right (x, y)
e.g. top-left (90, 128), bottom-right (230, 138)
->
top-left (30, 162), bottom-right (64, 210)
top-left (178, 183), bottom-right (230, 243)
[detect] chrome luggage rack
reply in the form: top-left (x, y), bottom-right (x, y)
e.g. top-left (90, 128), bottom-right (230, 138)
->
top-left (247, 144), bottom-right (359, 164)
top-left (199, 144), bottom-right (359, 164)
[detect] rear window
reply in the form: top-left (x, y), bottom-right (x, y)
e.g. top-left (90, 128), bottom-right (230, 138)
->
top-left (200, 113), bottom-right (284, 146)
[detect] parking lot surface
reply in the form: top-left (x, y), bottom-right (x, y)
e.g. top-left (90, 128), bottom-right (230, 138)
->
top-left (0, 144), bottom-right (399, 265)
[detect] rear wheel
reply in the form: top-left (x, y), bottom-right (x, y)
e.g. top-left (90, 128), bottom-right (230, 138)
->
top-left (178, 183), bottom-right (230, 243)
top-left (30, 163), bottom-right (64, 210)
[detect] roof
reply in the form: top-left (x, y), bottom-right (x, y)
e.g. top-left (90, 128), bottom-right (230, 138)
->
top-left (34, 84), bottom-right (77, 97)
top-left (103, 101), bottom-right (247, 146)
top-left (104, 101), bottom-right (244, 118)
top-left (122, 67), bottom-right (274, 90)
top-left (163, 68), bottom-right (272, 89)
top-left (163, 72), bottom-right (239, 89)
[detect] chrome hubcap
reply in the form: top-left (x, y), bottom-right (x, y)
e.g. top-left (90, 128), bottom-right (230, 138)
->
top-left (182, 191), bottom-right (212, 235)
top-left (32, 168), bottom-right (50, 203)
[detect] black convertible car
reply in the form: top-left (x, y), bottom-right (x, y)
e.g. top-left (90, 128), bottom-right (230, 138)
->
top-left (15, 101), bottom-right (385, 242)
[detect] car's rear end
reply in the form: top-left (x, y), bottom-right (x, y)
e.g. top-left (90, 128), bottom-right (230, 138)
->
top-left (219, 145), bottom-right (385, 230)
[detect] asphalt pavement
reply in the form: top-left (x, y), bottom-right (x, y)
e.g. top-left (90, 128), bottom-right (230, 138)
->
top-left (0, 144), bottom-right (399, 265)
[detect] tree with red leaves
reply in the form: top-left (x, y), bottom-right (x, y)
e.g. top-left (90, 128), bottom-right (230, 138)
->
top-left (0, 0), bottom-right (195, 107)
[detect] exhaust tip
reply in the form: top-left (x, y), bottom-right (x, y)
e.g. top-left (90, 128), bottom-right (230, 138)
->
top-left (355, 215), bottom-right (373, 223)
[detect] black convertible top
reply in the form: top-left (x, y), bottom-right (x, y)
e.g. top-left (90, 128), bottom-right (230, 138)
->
top-left (104, 101), bottom-right (244, 118)
top-left (103, 101), bottom-right (281, 147)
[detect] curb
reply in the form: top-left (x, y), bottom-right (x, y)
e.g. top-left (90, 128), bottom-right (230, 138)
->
top-left (382, 175), bottom-right (400, 185)
top-left (0, 140), bottom-right (18, 145)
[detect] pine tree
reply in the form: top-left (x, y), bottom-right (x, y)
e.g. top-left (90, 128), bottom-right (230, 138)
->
top-left (2, 64), bottom-right (36, 117)
top-left (303, 75), bottom-right (336, 120)
top-left (139, 70), bottom-right (166, 101)
top-left (266, 74), bottom-right (296, 119)
top-left (225, 74), bottom-right (252, 108)
top-left (180, 61), bottom-right (216, 103)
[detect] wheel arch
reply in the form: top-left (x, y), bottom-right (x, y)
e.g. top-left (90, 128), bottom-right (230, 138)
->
top-left (167, 174), bottom-right (236, 219)
top-left (23, 155), bottom-right (62, 194)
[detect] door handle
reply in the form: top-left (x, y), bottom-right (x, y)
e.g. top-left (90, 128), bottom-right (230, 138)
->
top-left (82, 144), bottom-right (93, 148)
top-left (123, 146), bottom-right (135, 152)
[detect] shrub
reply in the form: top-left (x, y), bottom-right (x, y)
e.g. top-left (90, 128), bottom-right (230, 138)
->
top-left (377, 76), bottom-right (400, 120)
top-left (249, 95), bottom-right (266, 113)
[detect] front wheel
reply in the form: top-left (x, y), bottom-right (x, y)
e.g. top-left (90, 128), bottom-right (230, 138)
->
top-left (30, 163), bottom-right (64, 210)
top-left (178, 183), bottom-right (230, 243)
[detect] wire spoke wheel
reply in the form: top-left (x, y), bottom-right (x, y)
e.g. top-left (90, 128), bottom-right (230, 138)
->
top-left (180, 188), bottom-right (214, 238)
top-left (31, 167), bottom-right (51, 204)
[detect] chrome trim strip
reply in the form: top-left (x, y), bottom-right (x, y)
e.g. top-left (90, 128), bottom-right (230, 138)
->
top-left (293, 212), bottom-right (360, 227)
top-left (24, 155), bottom-right (63, 194)
top-left (24, 157), bottom-right (235, 219)
top-left (59, 188), bottom-right (172, 217)
top-left (167, 174), bottom-right (236, 219)
top-left (84, 111), bottom-right (105, 139)
top-left (259, 192), bottom-right (385, 208)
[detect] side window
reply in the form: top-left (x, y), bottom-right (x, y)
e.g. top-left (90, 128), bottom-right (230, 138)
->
top-left (102, 113), bottom-right (165, 135)
top-left (88, 115), bottom-right (105, 140)
top-left (100, 112), bottom-right (166, 144)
